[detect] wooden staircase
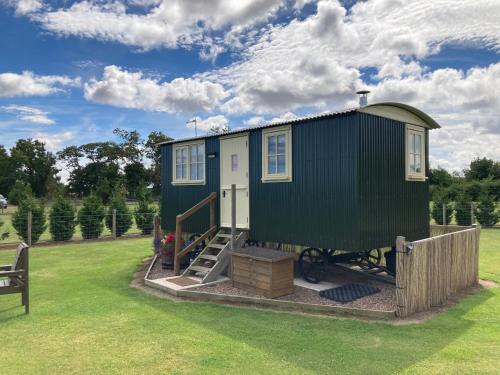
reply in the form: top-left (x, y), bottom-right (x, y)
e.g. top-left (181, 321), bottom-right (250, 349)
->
top-left (183, 228), bottom-right (247, 283)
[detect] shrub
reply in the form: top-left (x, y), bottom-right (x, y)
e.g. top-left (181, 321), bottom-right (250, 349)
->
top-left (0, 217), bottom-right (9, 240)
top-left (12, 197), bottom-right (47, 244)
top-left (105, 193), bottom-right (132, 237)
top-left (431, 195), bottom-right (453, 225)
top-left (49, 195), bottom-right (76, 241)
top-left (8, 181), bottom-right (32, 205)
top-left (134, 191), bottom-right (156, 235)
top-left (485, 179), bottom-right (500, 201)
top-left (464, 181), bottom-right (482, 201)
top-left (78, 194), bottom-right (105, 239)
top-left (475, 194), bottom-right (499, 227)
top-left (454, 194), bottom-right (472, 226)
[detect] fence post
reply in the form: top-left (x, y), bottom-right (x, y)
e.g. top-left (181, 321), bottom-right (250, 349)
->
top-left (174, 219), bottom-right (182, 275)
top-left (27, 210), bottom-right (32, 247)
top-left (470, 202), bottom-right (475, 225)
top-left (442, 204), bottom-right (446, 226)
top-left (395, 236), bottom-right (407, 318)
top-left (231, 184), bottom-right (236, 251)
top-left (112, 209), bottom-right (117, 240)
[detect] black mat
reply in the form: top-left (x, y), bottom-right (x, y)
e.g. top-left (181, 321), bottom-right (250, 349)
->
top-left (319, 283), bottom-right (380, 303)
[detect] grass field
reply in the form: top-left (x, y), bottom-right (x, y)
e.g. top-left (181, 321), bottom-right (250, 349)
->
top-left (0, 230), bottom-right (498, 374)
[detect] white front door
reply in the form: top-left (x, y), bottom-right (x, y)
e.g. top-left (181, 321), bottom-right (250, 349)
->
top-left (220, 134), bottom-right (249, 229)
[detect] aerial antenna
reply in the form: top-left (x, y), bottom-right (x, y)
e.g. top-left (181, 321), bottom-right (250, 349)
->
top-left (186, 118), bottom-right (198, 136)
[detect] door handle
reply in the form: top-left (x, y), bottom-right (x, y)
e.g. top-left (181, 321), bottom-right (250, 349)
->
top-left (222, 191), bottom-right (226, 198)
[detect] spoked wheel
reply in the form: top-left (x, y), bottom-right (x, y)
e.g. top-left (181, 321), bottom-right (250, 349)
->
top-left (298, 248), bottom-right (327, 284)
top-left (358, 248), bottom-right (383, 270)
top-left (246, 240), bottom-right (264, 247)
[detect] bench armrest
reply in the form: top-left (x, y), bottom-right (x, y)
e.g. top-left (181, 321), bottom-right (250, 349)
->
top-left (0, 269), bottom-right (24, 277)
top-left (0, 265), bottom-right (12, 271)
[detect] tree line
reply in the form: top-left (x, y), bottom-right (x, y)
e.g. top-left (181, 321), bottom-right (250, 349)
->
top-left (0, 128), bottom-right (172, 204)
top-left (429, 158), bottom-right (500, 227)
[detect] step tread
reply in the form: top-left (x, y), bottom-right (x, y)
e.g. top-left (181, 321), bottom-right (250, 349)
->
top-left (199, 254), bottom-right (218, 261)
top-left (208, 243), bottom-right (226, 249)
top-left (189, 265), bottom-right (212, 273)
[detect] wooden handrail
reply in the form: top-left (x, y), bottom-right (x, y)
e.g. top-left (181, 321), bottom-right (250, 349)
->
top-left (174, 192), bottom-right (217, 275)
top-left (176, 192), bottom-right (217, 222)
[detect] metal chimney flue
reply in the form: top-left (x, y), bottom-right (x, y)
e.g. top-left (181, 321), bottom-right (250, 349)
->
top-left (356, 90), bottom-right (370, 108)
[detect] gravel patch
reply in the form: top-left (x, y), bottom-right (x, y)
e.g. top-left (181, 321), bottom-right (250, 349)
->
top-left (146, 257), bottom-right (176, 280)
top-left (195, 265), bottom-right (396, 311)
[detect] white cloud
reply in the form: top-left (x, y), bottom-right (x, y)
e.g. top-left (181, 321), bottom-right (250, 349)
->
top-left (187, 115), bottom-right (229, 132)
top-left (244, 116), bottom-right (265, 127)
top-left (3, 0), bottom-right (42, 15)
top-left (83, 65), bottom-right (228, 113)
top-left (0, 104), bottom-right (55, 124)
top-left (0, 71), bottom-right (80, 98)
top-left (33, 0), bottom-right (284, 53)
top-left (32, 131), bottom-right (74, 151)
top-left (368, 63), bottom-right (500, 134)
top-left (204, 0), bottom-right (500, 114)
top-left (270, 111), bottom-right (298, 123)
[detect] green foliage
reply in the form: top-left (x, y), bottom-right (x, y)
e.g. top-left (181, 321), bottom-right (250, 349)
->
top-left (464, 181), bottom-right (483, 201)
top-left (78, 194), bottom-right (105, 239)
top-left (105, 193), bottom-right (132, 237)
top-left (475, 194), bottom-right (499, 227)
top-left (429, 167), bottom-right (453, 187)
top-left (144, 131), bottom-right (173, 196)
top-left (431, 194), bottom-right (453, 225)
top-left (134, 188), bottom-right (156, 235)
top-left (49, 195), bottom-right (76, 241)
top-left (124, 162), bottom-right (148, 198)
top-left (11, 197), bottom-right (47, 244)
top-left (8, 181), bottom-right (32, 205)
top-left (0, 216), bottom-right (9, 240)
top-left (10, 139), bottom-right (59, 198)
top-left (464, 157), bottom-right (500, 180)
top-left (0, 145), bottom-right (16, 196)
top-left (454, 194), bottom-right (472, 226)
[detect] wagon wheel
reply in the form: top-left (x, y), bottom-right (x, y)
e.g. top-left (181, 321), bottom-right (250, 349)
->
top-left (246, 240), bottom-right (264, 247)
top-left (298, 248), bottom-right (327, 284)
top-left (358, 248), bottom-right (383, 270)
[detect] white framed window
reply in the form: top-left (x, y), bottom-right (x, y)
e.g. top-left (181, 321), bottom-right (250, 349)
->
top-left (262, 125), bottom-right (292, 182)
top-left (406, 124), bottom-right (426, 181)
top-left (172, 141), bottom-right (205, 185)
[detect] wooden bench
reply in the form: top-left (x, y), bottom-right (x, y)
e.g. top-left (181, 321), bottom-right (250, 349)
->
top-left (0, 243), bottom-right (29, 314)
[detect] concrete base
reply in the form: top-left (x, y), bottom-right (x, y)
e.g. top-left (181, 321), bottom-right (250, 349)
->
top-left (145, 275), bottom-right (228, 296)
top-left (293, 278), bottom-right (339, 291)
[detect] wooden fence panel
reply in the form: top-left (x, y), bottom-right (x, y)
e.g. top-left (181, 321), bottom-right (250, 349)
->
top-left (396, 225), bottom-right (481, 317)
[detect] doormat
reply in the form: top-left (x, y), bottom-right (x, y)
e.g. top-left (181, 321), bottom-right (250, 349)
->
top-left (319, 283), bottom-right (380, 303)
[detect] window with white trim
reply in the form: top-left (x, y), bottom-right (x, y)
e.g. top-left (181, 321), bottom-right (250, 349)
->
top-left (262, 126), bottom-right (292, 182)
top-left (406, 125), bottom-right (426, 181)
top-left (172, 141), bottom-right (205, 184)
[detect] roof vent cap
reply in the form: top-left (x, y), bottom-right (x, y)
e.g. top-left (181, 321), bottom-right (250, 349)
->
top-left (356, 90), bottom-right (370, 108)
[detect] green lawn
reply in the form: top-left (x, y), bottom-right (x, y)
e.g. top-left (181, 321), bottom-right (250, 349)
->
top-left (0, 231), bottom-right (499, 374)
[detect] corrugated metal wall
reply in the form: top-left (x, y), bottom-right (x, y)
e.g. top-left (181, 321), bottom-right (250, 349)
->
top-left (160, 111), bottom-right (430, 251)
top-left (160, 138), bottom-right (220, 233)
top-left (248, 113), bottom-right (362, 251)
top-left (357, 113), bottom-right (430, 250)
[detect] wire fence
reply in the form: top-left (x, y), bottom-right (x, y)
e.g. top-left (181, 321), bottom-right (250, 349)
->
top-left (0, 211), bottom-right (157, 248)
top-left (431, 201), bottom-right (499, 227)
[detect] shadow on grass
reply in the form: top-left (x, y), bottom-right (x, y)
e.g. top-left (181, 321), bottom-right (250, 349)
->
top-left (129, 278), bottom-right (495, 374)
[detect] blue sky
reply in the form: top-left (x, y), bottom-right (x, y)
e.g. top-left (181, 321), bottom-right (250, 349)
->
top-left (0, 0), bottom-right (499, 172)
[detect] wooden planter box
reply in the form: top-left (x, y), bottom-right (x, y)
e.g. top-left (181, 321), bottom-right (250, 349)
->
top-left (230, 247), bottom-right (295, 298)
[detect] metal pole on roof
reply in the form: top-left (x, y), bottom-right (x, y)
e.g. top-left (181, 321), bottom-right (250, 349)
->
top-left (186, 118), bottom-right (198, 137)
